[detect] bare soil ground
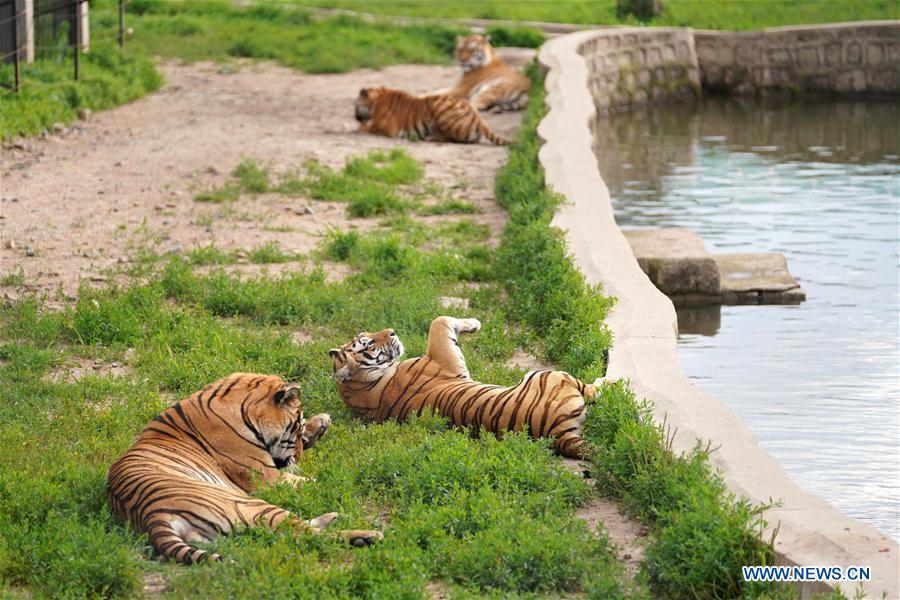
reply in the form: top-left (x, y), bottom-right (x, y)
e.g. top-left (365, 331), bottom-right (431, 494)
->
top-left (0, 53), bottom-right (646, 567)
top-left (0, 57), bottom-right (522, 300)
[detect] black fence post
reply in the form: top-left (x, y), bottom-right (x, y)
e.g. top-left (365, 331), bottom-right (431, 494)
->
top-left (72, 0), bottom-right (79, 81)
top-left (13, 0), bottom-right (19, 92)
top-left (118, 0), bottom-right (124, 48)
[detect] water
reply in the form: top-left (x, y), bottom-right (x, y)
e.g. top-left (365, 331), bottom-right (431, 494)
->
top-left (593, 98), bottom-right (900, 540)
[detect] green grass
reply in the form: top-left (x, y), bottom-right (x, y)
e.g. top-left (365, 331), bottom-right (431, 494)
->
top-left (100, 0), bottom-right (465, 74)
top-left (0, 43), bottom-right (162, 142)
top-left (484, 25), bottom-right (545, 48)
top-left (494, 64), bottom-right (614, 379)
top-left (418, 198), bottom-right (480, 216)
top-left (0, 269), bottom-right (26, 287)
top-left (0, 184), bottom-right (640, 598)
top-left (246, 241), bottom-right (299, 264)
top-left (296, 0), bottom-right (898, 29)
top-left (303, 152), bottom-right (423, 218)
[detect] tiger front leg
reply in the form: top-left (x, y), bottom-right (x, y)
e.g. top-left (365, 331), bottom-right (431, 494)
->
top-left (301, 413), bottom-right (332, 450)
top-left (426, 316), bottom-right (481, 378)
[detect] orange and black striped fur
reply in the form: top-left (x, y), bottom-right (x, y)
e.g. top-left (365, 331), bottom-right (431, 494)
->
top-left (329, 317), bottom-right (600, 458)
top-left (355, 87), bottom-right (510, 145)
top-left (107, 373), bottom-right (382, 564)
top-left (446, 34), bottom-right (531, 112)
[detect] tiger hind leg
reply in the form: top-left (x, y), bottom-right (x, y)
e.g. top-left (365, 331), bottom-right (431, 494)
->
top-left (554, 431), bottom-right (588, 459)
top-left (425, 316), bottom-right (481, 378)
top-left (490, 92), bottom-right (529, 114)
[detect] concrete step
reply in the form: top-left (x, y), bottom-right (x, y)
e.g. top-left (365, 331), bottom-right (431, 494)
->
top-left (623, 228), bottom-right (805, 306)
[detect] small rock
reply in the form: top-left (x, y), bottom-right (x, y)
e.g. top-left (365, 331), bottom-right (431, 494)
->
top-left (166, 246), bottom-right (182, 255)
top-left (52, 122), bottom-right (66, 133)
top-left (165, 202), bottom-right (177, 208)
top-left (879, 547), bottom-right (890, 553)
top-left (292, 204), bottom-right (314, 216)
top-left (3, 291), bottom-right (20, 305)
top-left (90, 275), bottom-right (108, 282)
top-left (114, 161), bottom-right (123, 167)
top-left (4, 239), bottom-right (15, 250)
top-left (24, 246), bottom-right (35, 257)
top-left (623, 553), bottom-right (632, 560)
top-left (438, 296), bottom-right (469, 310)
top-left (78, 108), bottom-right (92, 121)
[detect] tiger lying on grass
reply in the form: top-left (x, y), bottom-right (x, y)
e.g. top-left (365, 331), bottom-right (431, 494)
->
top-left (107, 373), bottom-right (383, 564)
top-left (445, 34), bottom-right (531, 113)
top-left (354, 87), bottom-right (511, 145)
top-left (330, 317), bottom-right (600, 458)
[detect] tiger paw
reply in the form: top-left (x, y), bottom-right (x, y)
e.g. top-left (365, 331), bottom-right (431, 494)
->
top-left (459, 318), bottom-right (481, 334)
top-left (308, 512), bottom-right (340, 530)
top-left (301, 413), bottom-right (332, 450)
top-left (341, 530), bottom-right (384, 547)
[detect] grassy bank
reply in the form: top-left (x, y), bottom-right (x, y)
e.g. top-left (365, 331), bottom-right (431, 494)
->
top-left (0, 42), bottom-right (161, 142)
top-left (106, 0), bottom-right (461, 73)
top-left (0, 145), bottom-right (645, 597)
top-left (493, 67), bottom-right (853, 600)
top-left (297, 0), bottom-right (897, 30)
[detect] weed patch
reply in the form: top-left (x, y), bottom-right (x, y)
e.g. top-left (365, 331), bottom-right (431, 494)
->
top-left (0, 43), bottom-right (161, 142)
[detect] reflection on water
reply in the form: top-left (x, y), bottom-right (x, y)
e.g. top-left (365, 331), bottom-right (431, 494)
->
top-left (594, 98), bottom-right (900, 540)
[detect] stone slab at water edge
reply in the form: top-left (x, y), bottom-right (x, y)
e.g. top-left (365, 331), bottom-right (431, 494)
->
top-left (623, 228), bottom-right (805, 306)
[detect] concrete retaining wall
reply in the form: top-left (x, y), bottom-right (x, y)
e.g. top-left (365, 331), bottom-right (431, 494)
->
top-left (538, 28), bottom-right (899, 598)
top-left (696, 21), bottom-right (900, 96)
top-left (580, 27), bottom-right (700, 112)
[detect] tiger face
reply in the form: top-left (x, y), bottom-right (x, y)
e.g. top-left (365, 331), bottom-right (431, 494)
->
top-left (240, 379), bottom-right (306, 468)
top-left (329, 329), bottom-right (405, 383)
top-left (455, 34), bottom-right (495, 72)
top-left (355, 87), bottom-right (382, 124)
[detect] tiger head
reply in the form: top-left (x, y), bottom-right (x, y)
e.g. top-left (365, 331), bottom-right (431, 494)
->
top-left (455, 34), bottom-right (496, 72)
top-left (213, 374), bottom-right (306, 468)
top-left (355, 87), bottom-right (384, 124)
top-left (329, 329), bottom-right (405, 385)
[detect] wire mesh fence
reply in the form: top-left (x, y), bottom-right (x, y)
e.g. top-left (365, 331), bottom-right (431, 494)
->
top-left (0, 0), bottom-right (127, 95)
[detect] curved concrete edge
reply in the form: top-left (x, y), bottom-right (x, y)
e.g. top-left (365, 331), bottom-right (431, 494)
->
top-left (538, 29), bottom-right (899, 598)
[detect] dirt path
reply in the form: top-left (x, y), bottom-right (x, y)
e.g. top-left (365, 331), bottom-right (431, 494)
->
top-left (0, 56), bottom-right (525, 299)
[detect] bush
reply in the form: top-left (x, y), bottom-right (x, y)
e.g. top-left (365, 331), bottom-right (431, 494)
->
top-left (485, 25), bottom-right (545, 48)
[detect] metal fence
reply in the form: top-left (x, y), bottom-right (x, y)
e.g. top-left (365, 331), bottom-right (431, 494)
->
top-left (1, 0), bottom-right (127, 96)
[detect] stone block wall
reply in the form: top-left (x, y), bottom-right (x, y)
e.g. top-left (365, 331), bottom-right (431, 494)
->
top-left (695, 22), bottom-right (900, 96)
top-left (578, 22), bottom-right (899, 109)
top-left (578, 27), bottom-right (701, 113)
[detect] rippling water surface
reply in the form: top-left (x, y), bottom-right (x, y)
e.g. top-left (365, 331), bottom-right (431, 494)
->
top-left (594, 98), bottom-right (900, 540)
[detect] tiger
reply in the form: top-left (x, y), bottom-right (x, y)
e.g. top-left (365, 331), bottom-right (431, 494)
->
top-left (107, 373), bottom-right (383, 565)
top-left (354, 87), bottom-right (511, 146)
top-left (445, 34), bottom-right (531, 112)
top-left (329, 316), bottom-right (601, 458)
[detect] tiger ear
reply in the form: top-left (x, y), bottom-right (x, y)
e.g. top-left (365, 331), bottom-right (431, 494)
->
top-left (359, 88), bottom-right (369, 98)
top-left (273, 386), bottom-right (300, 407)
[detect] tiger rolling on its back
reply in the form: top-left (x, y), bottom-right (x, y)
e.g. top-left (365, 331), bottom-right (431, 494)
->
top-left (107, 373), bottom-right (383, 564)
top-left (355, 87), bottom-right (510, 145)
top-left (329, 317), bottom-right (602, 458)
top-left (446, 34), bottom-right (531, 112)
